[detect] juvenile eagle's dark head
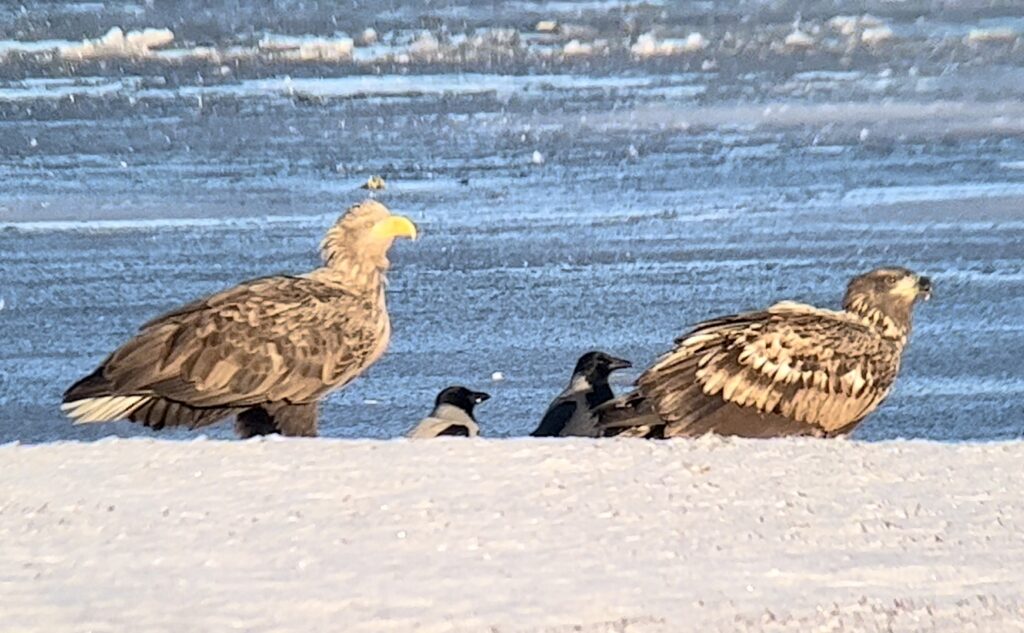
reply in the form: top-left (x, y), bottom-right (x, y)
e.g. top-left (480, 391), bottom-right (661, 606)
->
top-left (843, 267), bottom-right (932, 339)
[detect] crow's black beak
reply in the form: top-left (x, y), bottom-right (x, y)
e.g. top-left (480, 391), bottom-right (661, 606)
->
top-left (917, 276), bottom-right (933, 300)
top-left (607, 357), bottom-right (633, 372)
top-left (473, 391), bottom-right (491, 404)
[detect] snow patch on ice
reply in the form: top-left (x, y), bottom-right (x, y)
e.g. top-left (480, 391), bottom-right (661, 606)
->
top-left (862, 25), bottom-right (895, 45)
top-left (784, 29), bottom-right (815, 48)
top-left (631, 32), bottom-right (707, 57)
top-left (828, 15), bottom-right (861, 36)
top-left (258, 34), bottom-right (354, 61)
top-left (828, 14), bottom-right (891, 44)
top-left (59, 27), bottom-right (174, 60)
top-left (408, 31), bottom-right (442, 58)
top-left (562, 39), bottom-right (594, 56)
top-left (357, 28), bottom-right (378, 46)
top-left (966, 27), bottom-right (1018, 44)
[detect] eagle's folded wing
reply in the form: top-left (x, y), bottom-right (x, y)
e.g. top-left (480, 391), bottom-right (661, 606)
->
top-left (640, 302), bottom-right (902, 436)
top-left (67, 277), bottom-right (377, 413)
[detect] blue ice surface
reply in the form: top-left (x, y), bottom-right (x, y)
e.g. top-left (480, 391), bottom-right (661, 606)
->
top-left (1, 0), bottom-right (1023, 443)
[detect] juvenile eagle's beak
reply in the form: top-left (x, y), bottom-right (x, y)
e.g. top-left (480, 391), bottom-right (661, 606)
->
top-left (917, 275), bottom-right (933, 301)
top-left (371, 215), bottom-right (418, 241)
top-left (472, 391), bottom-right (491, 405)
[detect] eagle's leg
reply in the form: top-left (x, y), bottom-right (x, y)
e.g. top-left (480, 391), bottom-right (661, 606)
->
top-left (235, 403), bottom-right (319, 438)
top-left (235, 407), bottom-right (277, 438)
top-left (266, 402), bottom-right (319, 437)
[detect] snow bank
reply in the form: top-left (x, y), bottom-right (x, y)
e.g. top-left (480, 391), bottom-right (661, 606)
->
top-left (407, 31), bottom-right (442, 59)
top-left (827, 14), bottom-right (894, 45)
top-left (828, 15), bottom-right (861, 36)
top-left (861, 25), bottom-right (895, 46)
top-left (60, 27), bottom-right (174, 59)
top-left (631, 32), bottom-right (707, 57)
top-left (966, 27), bottom-right (1018, 44)
top-left (1, 17), bottom-right (1018, 69)
top-left (783, 29), bottom-right (815, 48)
top-left (258, 34), bottom-right (355, 61)
top-left (563, 39), bottom-right (594, 56)
top-left (3, 437), bottom-right (1023, 631)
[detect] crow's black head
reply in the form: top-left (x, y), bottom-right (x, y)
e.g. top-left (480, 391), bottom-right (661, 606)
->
top-left (435, 386), bottom-right (491, 414)
top-left (572, 351), bottom-right (632, 382)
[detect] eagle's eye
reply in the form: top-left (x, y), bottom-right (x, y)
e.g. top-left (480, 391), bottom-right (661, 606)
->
top-left (884, 274), bottom-right (899, 285)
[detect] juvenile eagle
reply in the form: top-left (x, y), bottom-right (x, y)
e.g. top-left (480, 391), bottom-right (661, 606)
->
top-left (531, 351), bottom-right (631, 437)
top-left (599, 268), bottom-right (931, 439)
top-left (62, 200), bottom-right (418, 438)
top-left (407, 386), bottom-right (490, 438)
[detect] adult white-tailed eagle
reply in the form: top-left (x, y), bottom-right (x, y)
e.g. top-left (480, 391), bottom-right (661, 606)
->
top-left (62, 200), bottom-right (417, 438)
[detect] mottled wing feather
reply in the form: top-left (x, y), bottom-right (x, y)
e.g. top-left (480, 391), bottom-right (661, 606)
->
top-left (135, 276), bottom-right (291, 329)
top-left (640, 302), bottom-right (902, 435)
top-left (99, 276), bottom-right (381, 408)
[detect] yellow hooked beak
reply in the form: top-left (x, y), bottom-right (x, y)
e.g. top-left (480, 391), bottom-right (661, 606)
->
top-left (370, 215), bottom-right (418, 241)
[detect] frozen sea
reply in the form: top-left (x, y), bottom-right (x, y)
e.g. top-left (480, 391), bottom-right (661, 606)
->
top-left (0, 0), bottom-right (1022, 443)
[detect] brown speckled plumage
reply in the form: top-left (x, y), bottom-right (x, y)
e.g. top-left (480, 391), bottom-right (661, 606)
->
top-left (599, 268), bottom-right (931, 439)
top-left (62, 200), bottom-right (417, 437)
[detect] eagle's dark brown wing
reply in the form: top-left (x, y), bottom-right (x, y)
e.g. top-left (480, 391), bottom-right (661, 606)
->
top-left (63, 275), bottom-right (386, 424)
top-left (632, 302), bottom-right (904, 437)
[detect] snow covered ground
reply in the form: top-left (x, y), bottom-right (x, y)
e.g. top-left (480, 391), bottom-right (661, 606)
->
top-left (3, 437), bottom-right (1023, 632)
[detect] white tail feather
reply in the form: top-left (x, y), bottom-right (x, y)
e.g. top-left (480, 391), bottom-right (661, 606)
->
top-left (62, 396), bottom-right (147, 424)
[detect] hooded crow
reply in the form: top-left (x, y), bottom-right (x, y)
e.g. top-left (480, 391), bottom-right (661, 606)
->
top-left (531, 351), bottom-right (632, 437)
top-left (408, 386), bottom-right (490, 438)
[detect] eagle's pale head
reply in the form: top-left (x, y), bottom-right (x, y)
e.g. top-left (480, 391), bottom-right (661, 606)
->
top-left (843, 267), bottom-right (932, 338)
top-left (320, 200), bottom-right (418, 272)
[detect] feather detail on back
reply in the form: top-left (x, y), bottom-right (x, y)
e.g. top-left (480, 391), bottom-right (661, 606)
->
top-left (600, 299), bottom-right (909, 438)
top-left (63, 275), bottom-right (387, 428)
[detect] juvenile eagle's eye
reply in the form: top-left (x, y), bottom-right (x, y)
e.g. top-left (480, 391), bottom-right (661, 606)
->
top-left (884, 274), bottom-right (899, 285)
